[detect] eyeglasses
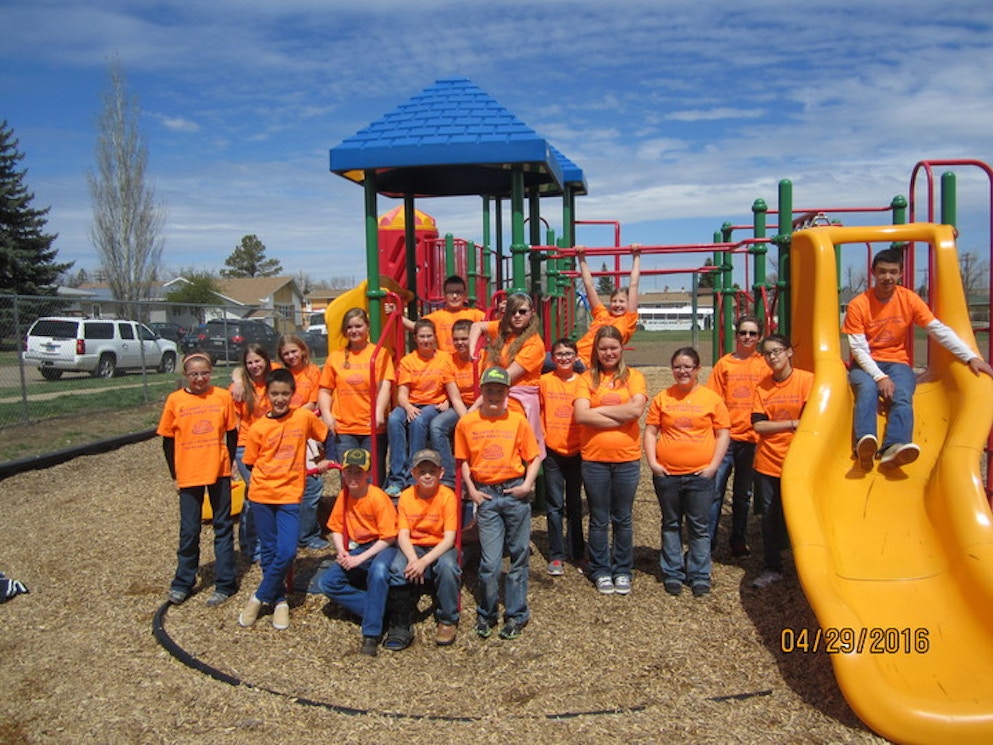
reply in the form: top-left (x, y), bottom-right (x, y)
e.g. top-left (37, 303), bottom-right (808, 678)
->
top-left (512, 308), bottom-right (532, 316)
top-left (763, 347), bottom-right (789, 358)
top-left (185, 371), bottom-right (211, 378)
top-left (738, 330), bottom-right (760, 337)
top-left (553, 351), bottom-right (576, 358)
top-left (445, 289), bottom-right (465, 296)
top-left (672, 364), bottom-right (697, 371)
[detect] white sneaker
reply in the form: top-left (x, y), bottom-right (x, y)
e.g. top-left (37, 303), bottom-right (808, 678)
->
top-left (879, 443), bottom-right (920, 467)
top-left (855, 434), bottom-right (878, 471)
top-left (238, 594), bottom-right (262, 627)
top-left (613, 575), bottom-right (632, 595)
top-left (751, 570), bottom-right (784, 589)
top-left (272, 601), bottom-right (290, 630)
top-left (595, 576), bottom-right (614, 595)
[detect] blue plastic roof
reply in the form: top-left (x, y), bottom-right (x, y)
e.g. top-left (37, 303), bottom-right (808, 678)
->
top-left (329, 78), bottom-right (586, 198)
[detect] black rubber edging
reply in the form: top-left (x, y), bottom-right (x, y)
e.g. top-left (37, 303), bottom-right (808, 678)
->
top-left (0, 428), bottom-right (158, 481)
top-left (152, 602), bottom-right (774, 719)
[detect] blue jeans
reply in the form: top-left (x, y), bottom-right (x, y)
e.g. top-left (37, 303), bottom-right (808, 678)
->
top-left (387, 404), bottom-right (440, 489)
top-left (850, 361), bottom-right (916, 449)
top-left (317, 545), bottom-right (397, 637)
top-left (335, 432), bottom-right (388, 487)
top-left (755, 472), bottom-right (788, 572)
top-left (709, 439), bottom-right (755, 551)
top-left (543, 449), bottom-right (585, 562)
top-left (172, 478), bottom-right (237, 596)
top-left (252, 501), bottom-right (299, 604)
top-left (654, 473), bottom-right (714, 586)
top-left (234, 446), bottom-right (260, 561)
top-left (581, 460), bottom-right (640, 580)
top-left (474, 480), bottom-right (531, 625)
top-left (428, 407), bottom-right (459, 487)
top-left (298, 474), bottom-right (325, 547)
top-left (388, 545), bottom-right (462, 625)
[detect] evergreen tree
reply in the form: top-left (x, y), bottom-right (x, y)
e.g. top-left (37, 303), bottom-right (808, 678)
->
top-left (596, 261), bottom-right (615, 296)
top-left (221, 234), bottom-right (282, 278)
top-left (0, 120), bottom-right (70, 294)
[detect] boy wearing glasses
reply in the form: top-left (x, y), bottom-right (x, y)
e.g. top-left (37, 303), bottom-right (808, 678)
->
top-left (843, 247), bottom-right (993, 470)
top-left (402, 275), bottom-right (484, 354)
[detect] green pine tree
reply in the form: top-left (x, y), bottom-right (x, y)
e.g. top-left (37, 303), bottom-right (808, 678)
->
top-left (0, 120), bottom-right (70, 294)
top-left (221, 234), bottom-right (282, 278)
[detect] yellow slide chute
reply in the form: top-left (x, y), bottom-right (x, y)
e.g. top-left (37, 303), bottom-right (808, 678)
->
top-left (324, 277), bottom-right (413, 353)
top-left (784, 223), bottom-right (993, 744)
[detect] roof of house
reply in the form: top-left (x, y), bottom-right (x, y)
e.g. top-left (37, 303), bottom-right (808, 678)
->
top-left (213, 276), bottom-right (302, 306)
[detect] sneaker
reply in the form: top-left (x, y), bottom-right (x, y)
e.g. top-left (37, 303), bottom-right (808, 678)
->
top-left (435, 622), bottom-right (457, 646)
top-left (499, 619), bottom-right (527, 640)
top-left (238, 595), bottom-right (263, 627)
top-left (691, 583), bottom-right (710, 597)
top-left (167, 589), bottom-right (189, 605)
top-left (272, 601), bottom-right (290, 630)
top-left (205, 590), bottom-right (232, 607)
top-left (595, 576), bottom-right (615, 595)
top-left (385, 484), bottom-right (402, 498)
top-left (360, 636), bottom-right (379, 656)
top-left (855, 434), bottom-right (878, 471)
top-left (879, 442), bottom-right (920, 467)
top-left (663, 580), bottom-right (682, 596)
top-left (751, 570), bottom-right (784, 589)
top-left (613, 575), bottom-right (632, 595)
top-left (547, 560), bottom-right (565, 576)
top-left (304, 537), bottom-right (330, 550)
top-left (474, 618), bottom-right (493, 639)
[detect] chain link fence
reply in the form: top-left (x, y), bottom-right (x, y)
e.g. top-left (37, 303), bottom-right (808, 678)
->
top-left (0, 294), bottom-right (307, 437)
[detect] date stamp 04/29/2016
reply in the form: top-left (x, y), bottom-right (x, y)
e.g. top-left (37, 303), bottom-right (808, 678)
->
top-left (780, 627), bottom-right (931, 655)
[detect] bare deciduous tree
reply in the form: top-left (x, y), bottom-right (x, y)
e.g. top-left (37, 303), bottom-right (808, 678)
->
top-left (88, 59), bottom-right (164, 317)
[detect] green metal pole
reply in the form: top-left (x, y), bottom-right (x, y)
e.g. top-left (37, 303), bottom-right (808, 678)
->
top-left (403, 197), bottom-right (418, 337)
top-left (941, 172), bottom-right (957, 228)
top-left (721, 222), bottom-right (735, 354)
top-left (364, 172), bottom-right (383, 338)
top-left (467, 240), bottom-right (479, 308)
top-left (510, 168), bottom-right (527, 294)
top-left (752, 198), bottom-right (768, 326)
top-left (482, 197), bottom-right (493, 304)
top-left (891, 195), bottom-right (908, 225)
top-left (445, 233), bottom-right (456, 278)
top-left (777, 179), bottom-right (793, 338)
top-left (528, 191), bottom-right (542, 300)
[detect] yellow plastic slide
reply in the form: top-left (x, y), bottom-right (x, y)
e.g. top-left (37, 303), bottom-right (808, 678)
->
top-left (783, 223), bottom-right (993, 744)
top-left (324, 277), bottom-right (413, 352)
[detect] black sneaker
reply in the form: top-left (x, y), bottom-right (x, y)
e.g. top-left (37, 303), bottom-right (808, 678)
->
top-left (499, 619), bottom-right (527, 640)
top-left (691, 583), bottom-right (710, 598)
top-left (474, 618), bottom-right (493, 639)
top-left (360, 636), bottom-right (379, 657)
top-left (663, 581), bottom-right (682, 596)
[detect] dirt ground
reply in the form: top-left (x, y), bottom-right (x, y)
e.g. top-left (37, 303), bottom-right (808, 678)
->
top-left (0, 365), bottom-right (887, 744)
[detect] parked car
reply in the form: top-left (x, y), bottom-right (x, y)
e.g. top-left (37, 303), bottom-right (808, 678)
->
top-left (194, 319), bottom-right (281, 363)
top-left (23, 317), bottom-right (179, 380)
top-left (148, 322), bottom-right (185, 345)
top-left (299, 328), bottom-right (328, 358)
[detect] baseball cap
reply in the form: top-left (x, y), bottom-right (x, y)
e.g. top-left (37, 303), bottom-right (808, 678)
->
top-left (411, 449), bottom-right (442, 468)
top-left (479, 366), bottom-right (511, 387)
top-left (341, 448), bottom-right (372, 471)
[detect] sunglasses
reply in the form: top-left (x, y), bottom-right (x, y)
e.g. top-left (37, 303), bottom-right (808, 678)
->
top-left (512, 308), bottom-right (532, 316)
top-left (738, 330), bottom-right (760, 337)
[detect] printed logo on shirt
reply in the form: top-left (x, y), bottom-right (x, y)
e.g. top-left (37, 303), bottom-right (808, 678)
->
top-left (192, 419), bottom-right (215, 435)
top-left (481, 444), bottom-right (505, 460)
top-left (345, 373), bottom-right (365, 386)
top-left (673, 416), bottom-right (693, 432)
top-left (600, 392), bottom-right (622, 405)
top-left (554, 404), bottom-right (574, 418)
top-left (732, 384), bottom-right (752, 399)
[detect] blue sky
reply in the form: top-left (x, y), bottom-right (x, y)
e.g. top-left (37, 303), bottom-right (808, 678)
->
top-left (3, 1), bottom-right (993, 292)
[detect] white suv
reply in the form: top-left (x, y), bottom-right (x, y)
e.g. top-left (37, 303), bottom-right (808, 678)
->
top-left (23, 317), bottom-right (179, 380)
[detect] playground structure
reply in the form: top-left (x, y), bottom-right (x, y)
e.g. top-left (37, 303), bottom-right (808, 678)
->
top-left (324, 78), bottom-right (993, 743)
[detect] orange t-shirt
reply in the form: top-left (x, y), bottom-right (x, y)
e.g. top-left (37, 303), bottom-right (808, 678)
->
top-left (396, 484), bottom-right (458, 546)
top-left (482, 320), bottom-right (545, 387)
top-left (576, 305), bottom-right (639, 366)
top-left (242, 408), bottom-right (330, 504)
top-left (233, 377), bottom-right (272, 447)
top-left (319, 344), bottom-right (396, 435)
top-left (576, 367), bottom-right (647, 463)
top-left (157, 386), bottom-right (236, 488)
top-left (705, 352), bottom-right (767, 443)
top-left (450, 354), bottom-right (477, 406)
top-left (454, 408), bottom-right (539, 485)
top-left (645, 385), bottom-right (731, 474)
top-left (539, 370), bottom-right (584, 456)
top-left (842, 285), bottom-right (934, 366)
top-left (752, 368), bottom-right (815, 478)
top-left (397, 349), bottom-right (454, 406)
top-left (326, 485), bottom-right (398, 544)
top-left (289, 362), bottom-right (321, 408)
top-left (424, 307), bottom-right (485, 353)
